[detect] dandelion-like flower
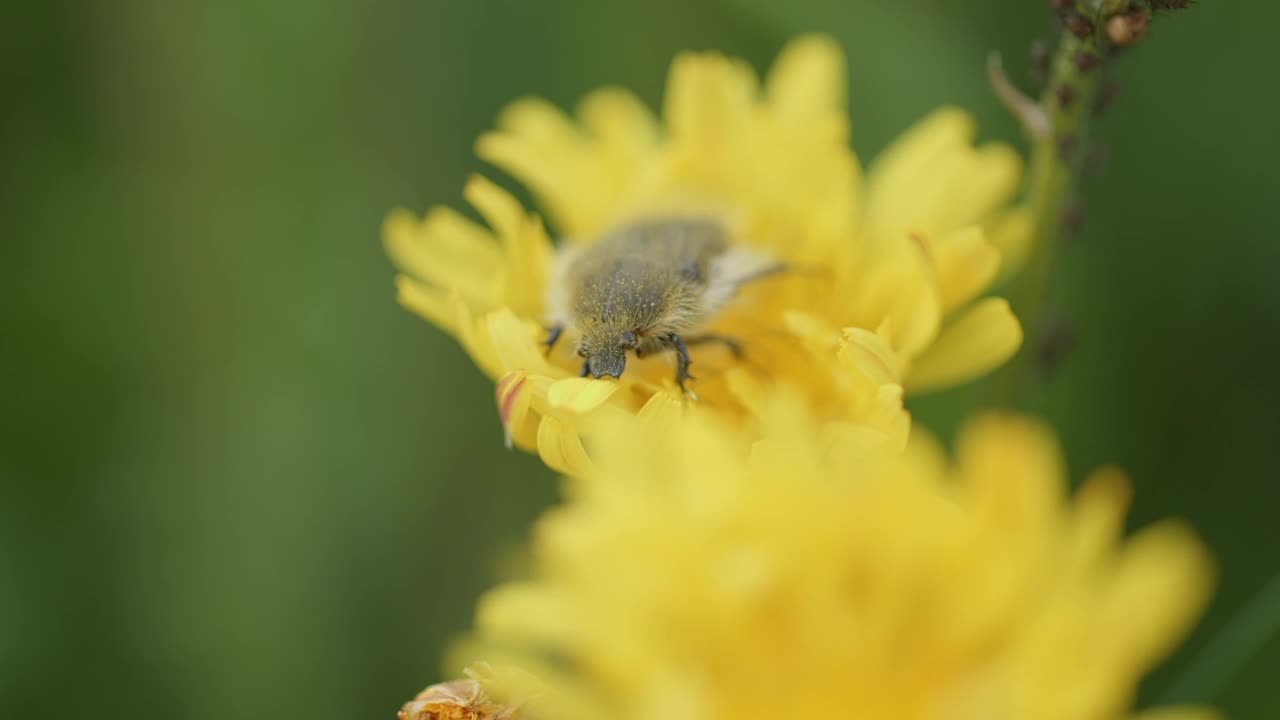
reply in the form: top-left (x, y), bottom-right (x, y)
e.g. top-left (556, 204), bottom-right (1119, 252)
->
top-left (445, 399), bottom-right (1215, 720)
top-left (385, 36), bottom-right (1031, 473)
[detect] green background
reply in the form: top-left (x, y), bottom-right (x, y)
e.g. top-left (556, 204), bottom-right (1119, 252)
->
top-left (3, 1), bottom-right (1276, 717)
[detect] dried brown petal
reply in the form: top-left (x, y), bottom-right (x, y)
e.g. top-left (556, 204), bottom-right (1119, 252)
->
top-left (398, 679), bottom-right (520, 720)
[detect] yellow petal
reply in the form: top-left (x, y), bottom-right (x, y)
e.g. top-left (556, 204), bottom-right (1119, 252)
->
top-left (664, 50), bottom-right (756, 146)
top-left (465, 174), bottom-right (527, 242)
top-left (495, 215), bottom-right (553, 318)
top-left (547, 377), bottom-right (619, 413)
top-left (865, 107), bottom-right (975, 232)
top-left (476, 98), bottom-right (583, 223)
top-left (931, 225), bottom-right (1000, 313)
top-left (724, 367), bottom-right (768, 420)
top-left (448, 293), bottom-right (504, 378)
top-left (821, 421), bottom-right (891, 459)
top-left (765, 34), bottom-right (846, 127)
top-left (496, 96), bottom-right (582, 149)
top-left (782, 311), bottom-right (838, 346)
top-left (475, 582), bottom-right (573, 645)
top-left (485, 308), bottom-right (548, 374)
top-left (839, 327), bottom-right (904, 386)
top-left (853, 237), bottom-right (941, 359)
top-left (383, 207), bottom-right (503, 309)
top-left (463, 662), bottom-right (566, 720)
top-left (637, 390), bottom-right (684, 426)
top-left (864, 106), bottom-right (1022, 241)
top-left (536, 415), bottom-right (593, 476)
top-left (933, 142), bottom-right (1023, 231)
top-left (954, 412), bottom-right (1065, 531)
top-left (905, 424), bottom-right (949, 481)
top-left (396, 276), bottom-right (457, 335)
top-left (577, 87), bottom-right (659, 157)
top-left (1099, 521), bottom-right (1215, 672)
top-left (1066, 465), bottom-right (1133, 576)
top-left (907, 297), bottom-right (1022, 394)
top-left (876, 384), bottom-right (910, 452)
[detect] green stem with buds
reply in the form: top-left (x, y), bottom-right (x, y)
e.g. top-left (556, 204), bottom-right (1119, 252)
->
top-left (993, 0), bottom-right (1138, 404)
top-left (1015, 34), bottom-right (1102, 344)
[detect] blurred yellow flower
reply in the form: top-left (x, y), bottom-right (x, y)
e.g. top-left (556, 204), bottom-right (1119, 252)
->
top-left (447, 400), bottom-right (1215, 720)
top-left (385, 36), bottom-right (1030, 474)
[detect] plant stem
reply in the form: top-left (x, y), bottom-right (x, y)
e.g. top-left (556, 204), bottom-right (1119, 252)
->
top-left (1015, 43), bottom-right (1096, 330)
top-left (995, 5), bottom-right (1117, 405)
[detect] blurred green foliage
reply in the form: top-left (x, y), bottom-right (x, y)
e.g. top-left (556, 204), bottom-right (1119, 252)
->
top-left (2, 1), bottom-right (1276, 718)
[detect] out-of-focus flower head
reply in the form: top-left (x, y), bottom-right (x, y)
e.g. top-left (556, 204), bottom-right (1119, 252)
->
top-left (442, 398), bottom-right (1215, 720)
top-left (385, 36), bottom-right (1031, 474)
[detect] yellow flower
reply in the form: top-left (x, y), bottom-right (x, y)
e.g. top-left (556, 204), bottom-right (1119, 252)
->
top-left (385, 36), bottom-right (1030, 474)
top-left (450, 401), bottom-right (1216, 720)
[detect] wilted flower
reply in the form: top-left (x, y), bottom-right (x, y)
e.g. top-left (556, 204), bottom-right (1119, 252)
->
top-left (398, 664), bottom-right (525, 720)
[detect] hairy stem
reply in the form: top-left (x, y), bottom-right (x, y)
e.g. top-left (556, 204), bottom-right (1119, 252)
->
top-left (996, 1), bottom-right (1130, 404)
top-left (1014, 39), bottom-right (1098, 331)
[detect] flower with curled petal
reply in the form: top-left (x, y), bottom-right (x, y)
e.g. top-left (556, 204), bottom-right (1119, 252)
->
top-left (385, 36), bottom-right (1031, 474)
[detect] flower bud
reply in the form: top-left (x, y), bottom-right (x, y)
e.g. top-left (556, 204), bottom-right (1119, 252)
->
top-left (1107, 10), bottom-right (1151, 46)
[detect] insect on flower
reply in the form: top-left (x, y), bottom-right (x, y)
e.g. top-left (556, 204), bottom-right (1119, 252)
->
top-left (543, 218), bottom-right (782, 393)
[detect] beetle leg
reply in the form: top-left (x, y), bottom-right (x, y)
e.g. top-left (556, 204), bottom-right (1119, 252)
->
top-left (543, 324), bottom-right (564, 355)
top-left (666, 333), bottom-right (696, 393)
top-left (579, 360), bottom-right (591, 378)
